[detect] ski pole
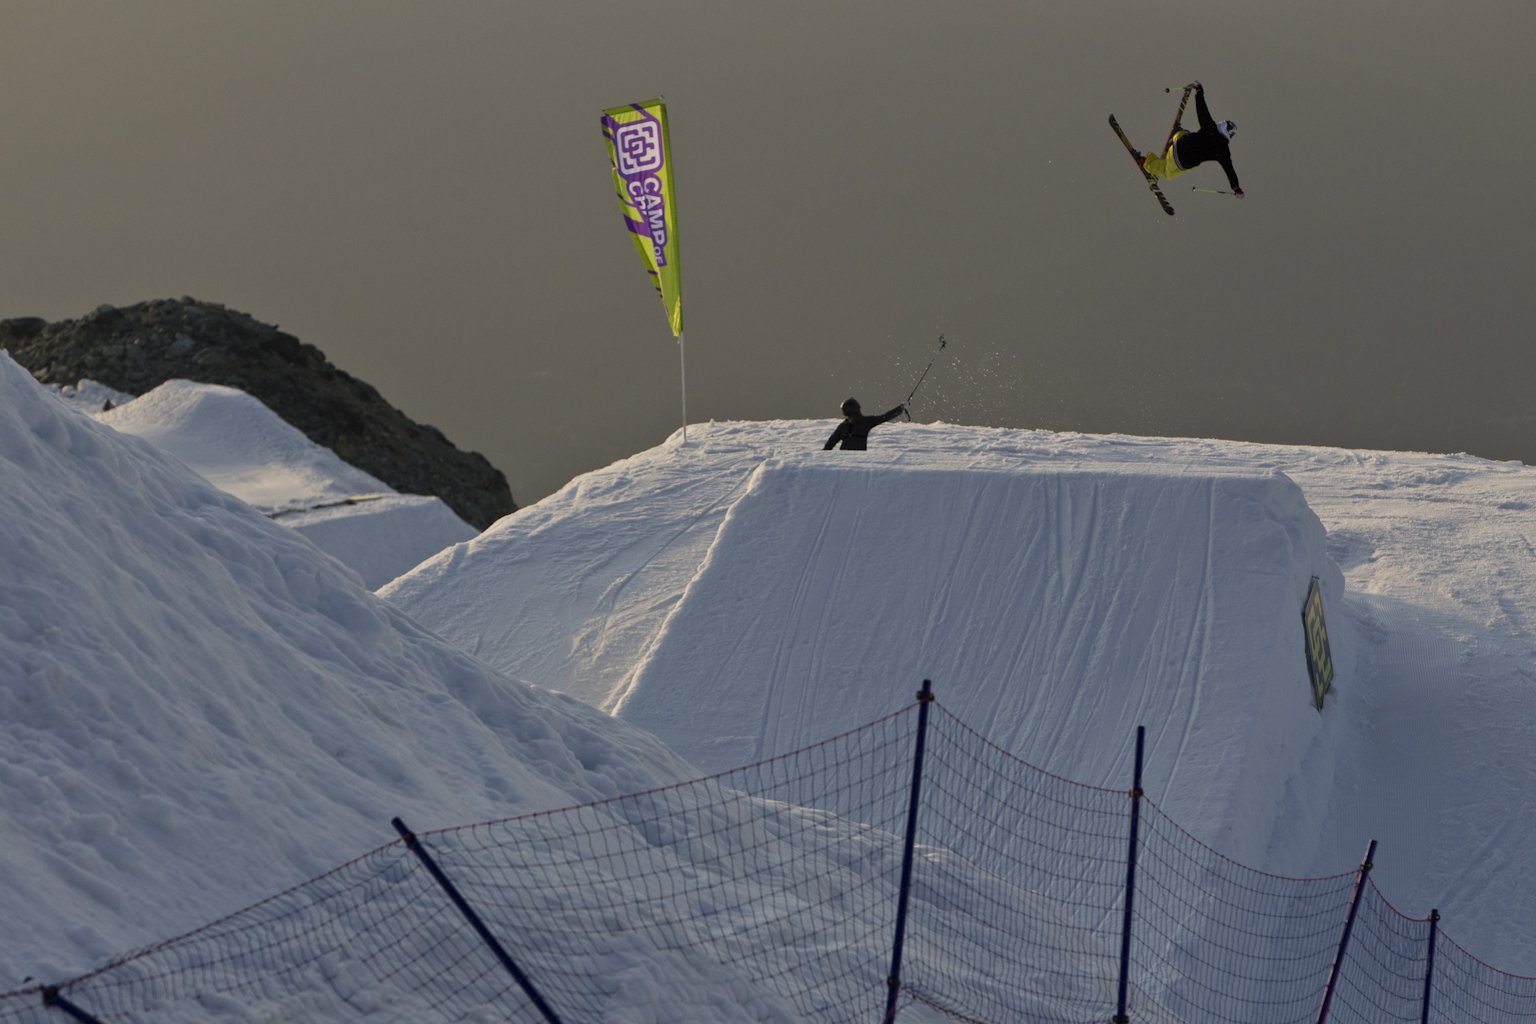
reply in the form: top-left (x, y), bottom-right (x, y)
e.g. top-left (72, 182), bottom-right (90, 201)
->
top-left (904, 334), bottom-right (947, 420)
top-left (1191, 187), bottom-right (1239, 195)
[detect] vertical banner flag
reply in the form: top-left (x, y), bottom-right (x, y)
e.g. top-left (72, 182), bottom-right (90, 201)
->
top-left (601, 99), bottom-right (683, 336)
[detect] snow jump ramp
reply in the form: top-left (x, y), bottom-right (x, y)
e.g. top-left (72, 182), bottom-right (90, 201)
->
top-left (611, 460), bottom-right (1349, 868)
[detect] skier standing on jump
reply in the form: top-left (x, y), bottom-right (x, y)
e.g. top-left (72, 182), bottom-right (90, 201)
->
top-left (823, 397), bottom-right (905, 451)
top-left (1138, 82), bottom-right (1243, 197)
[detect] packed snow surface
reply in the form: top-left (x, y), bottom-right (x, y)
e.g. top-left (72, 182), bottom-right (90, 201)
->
top-left (6, 346), bottom-right (1536, 1013)
top-left (0, 354), bottom-right (695, 984)
top-left (389, 418), bottom-right (1536, 972)
top-left (95, 378), bottom-right (476, 587)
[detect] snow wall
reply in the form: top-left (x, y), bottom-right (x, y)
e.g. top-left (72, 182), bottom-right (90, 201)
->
top-left (611, 460), bottom-right (1352, 871)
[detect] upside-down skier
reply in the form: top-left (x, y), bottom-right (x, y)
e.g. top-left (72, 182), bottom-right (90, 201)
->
top-left (1136, 82), bottom-right (1243, 197)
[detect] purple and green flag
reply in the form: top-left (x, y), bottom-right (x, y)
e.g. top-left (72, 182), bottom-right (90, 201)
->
top-left (601, 98), bottom-right (683, 336)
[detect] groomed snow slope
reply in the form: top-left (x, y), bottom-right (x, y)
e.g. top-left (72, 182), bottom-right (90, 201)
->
top-left (610, 460), bottom-right (1348, 871)
top-left (0, 354), bottom-right (699, 981)
top-left (388, 420), bottom-right (1536, 970)
top-left (97, 379), bottom-right (477, 588)
top-left (1, 355), bottom-right (1140, 1020)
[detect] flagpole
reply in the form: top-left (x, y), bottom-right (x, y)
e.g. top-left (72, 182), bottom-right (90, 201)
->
top-left (679, 333), bottom-right (687, 443)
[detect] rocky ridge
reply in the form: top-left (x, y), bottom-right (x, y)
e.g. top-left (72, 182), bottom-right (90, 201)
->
top-left (1, 298), bottom-right (515, 530)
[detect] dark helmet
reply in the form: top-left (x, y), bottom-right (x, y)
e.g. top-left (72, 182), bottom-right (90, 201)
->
top-left (840, 397), bottom-right (861, 417)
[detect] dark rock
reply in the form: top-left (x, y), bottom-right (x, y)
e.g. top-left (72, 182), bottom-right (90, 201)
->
top-left (2, 298), bottom-right (516, 530)
top-left (1, 316), bottom-right (47, 338)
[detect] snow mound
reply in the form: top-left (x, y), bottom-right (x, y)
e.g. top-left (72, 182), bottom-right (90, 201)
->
top-left (377, 417), bottom-right (1536, 969)
top-left (97, 379), bottom-right (475, 587)
top-left (0, 354), bottom-right (694, 979)
top-left (611, 459), bottom-right (1349, 868)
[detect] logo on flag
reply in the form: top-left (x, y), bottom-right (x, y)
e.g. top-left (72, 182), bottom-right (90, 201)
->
top-left (615, 122), bottom-right (664, 175)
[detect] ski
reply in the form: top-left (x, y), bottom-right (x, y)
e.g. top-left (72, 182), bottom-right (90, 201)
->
top-left (1108, 114), bottom-right (1175, 216)
top-left (1163, 84), bottom-right (1196, 152)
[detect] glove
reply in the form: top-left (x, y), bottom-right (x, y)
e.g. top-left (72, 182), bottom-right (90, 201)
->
top-left (901, 402), bottom-right (910, 413)
top-left (1193, 80), bottom-right (1203, 91)
top-left (1234, 187), bottom-right (1245, 198)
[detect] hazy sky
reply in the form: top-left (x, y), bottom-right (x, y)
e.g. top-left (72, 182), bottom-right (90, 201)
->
top-left (3, 1), bottom-right (1533, 504)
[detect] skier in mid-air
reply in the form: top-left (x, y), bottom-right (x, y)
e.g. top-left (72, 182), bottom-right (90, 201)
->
top-left (823, 397), bottom-right (905, 451)
top-left (1136, 82), bottom-right (1243, 197)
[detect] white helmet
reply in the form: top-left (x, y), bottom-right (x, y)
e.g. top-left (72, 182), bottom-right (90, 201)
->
top-left (1217, 119), bottom-right (1237, 141)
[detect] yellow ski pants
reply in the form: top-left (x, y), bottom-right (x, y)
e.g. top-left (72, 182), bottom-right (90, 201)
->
top-left (1141, 131), bottom-right (1188, 180)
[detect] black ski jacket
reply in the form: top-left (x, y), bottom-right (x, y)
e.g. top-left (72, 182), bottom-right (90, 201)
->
top-left (1172, 89), bottom-right (1240, 191)
top-left (823, 405), bottom-right (904, 450)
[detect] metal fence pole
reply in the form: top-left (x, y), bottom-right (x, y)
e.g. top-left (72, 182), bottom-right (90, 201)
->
top-left (1420, 909), bottom-right (1440, 1024)
top-left (881, 680), bottom-right (936, 1024)
top-left (392, 817), bottom-right (564, 1024)
top-left (1316, 839), bottom-right (1377, 1024)
top-left (1113, 726), bottom-right (1146, 1024)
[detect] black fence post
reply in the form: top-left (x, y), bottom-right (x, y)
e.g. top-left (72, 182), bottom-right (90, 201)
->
top-left (881, 680), bottom-right (935, 1024)
top-left (1315, 839), bottom-right (1377, 1024)
top-left (40, 987), bottom-right (107, 1024)
top-left (392, 817), bottom-right (564, 1024)
top-left (1420, 909), bottom-right (1439, 1024)
top-left (1112, 725), bottom-right (1146, 1024)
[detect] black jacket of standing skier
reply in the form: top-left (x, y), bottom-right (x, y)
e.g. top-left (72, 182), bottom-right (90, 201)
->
top-left (1143, 82), bottom-right (1243, 195)
top-left (823, 397), bottom-right (905, 451)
